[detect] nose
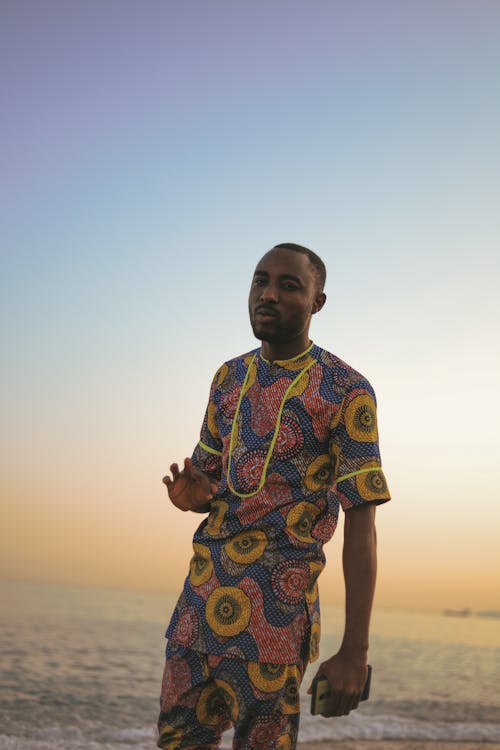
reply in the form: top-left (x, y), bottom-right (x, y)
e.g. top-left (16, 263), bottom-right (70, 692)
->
top-left (259, 281), bottom-right (279, 303)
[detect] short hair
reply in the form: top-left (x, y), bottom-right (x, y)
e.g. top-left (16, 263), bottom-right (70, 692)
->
top-left (273, 242), bottom-right (326, 292)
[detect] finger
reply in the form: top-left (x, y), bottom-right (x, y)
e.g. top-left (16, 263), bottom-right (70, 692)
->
top-left (338, 691), bottom-right (357, 716)
top-left (184, 459), bottom-right (202, 483)
top-left (323, 690), bottom-right (346, 717)
top-left (162, 475), bottom-right (172, 486)
top-left (170, 463), bottom-right (180, 479)
top-left (322, 699), bottom-right (340, 718)
top-left (337, 692), bottom-right (349, 715)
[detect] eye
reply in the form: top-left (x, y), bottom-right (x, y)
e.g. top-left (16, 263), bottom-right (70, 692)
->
top-left (282, 282), bottom-right (299, 290)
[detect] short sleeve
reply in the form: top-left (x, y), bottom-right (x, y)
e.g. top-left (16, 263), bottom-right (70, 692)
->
top-left (191, 368), bottom-right (223, 480)
top-left (329, 382), bottom-right (390, 510)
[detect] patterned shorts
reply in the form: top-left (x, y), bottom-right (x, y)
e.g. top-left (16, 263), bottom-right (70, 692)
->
top-left (157, 643), bottom-right (308, 750)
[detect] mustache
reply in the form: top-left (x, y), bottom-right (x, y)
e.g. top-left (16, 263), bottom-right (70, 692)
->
top-left (255, 304), bottom-right (279, 317)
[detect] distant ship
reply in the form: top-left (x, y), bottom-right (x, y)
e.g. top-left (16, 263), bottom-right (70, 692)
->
top-left (443, 608), bottom-right (471, 617)
top-left (442, 608), bottom-right (500, 619)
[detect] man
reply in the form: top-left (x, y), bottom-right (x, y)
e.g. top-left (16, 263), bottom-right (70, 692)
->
top-left (158, 243), bottom-right (390, 750)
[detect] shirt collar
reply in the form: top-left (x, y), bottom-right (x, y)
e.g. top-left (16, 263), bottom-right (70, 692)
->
top-left (259, 341), bottom-right (315, 369)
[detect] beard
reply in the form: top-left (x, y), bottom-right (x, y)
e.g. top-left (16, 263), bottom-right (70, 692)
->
top-left (250, 315), bottom-right (282, 342)
top-left (250, 314), bottom-right (306, 345)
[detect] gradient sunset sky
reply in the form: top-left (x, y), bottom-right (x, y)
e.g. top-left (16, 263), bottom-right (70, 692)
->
top-left (1, 0), bottom-right (499, 611)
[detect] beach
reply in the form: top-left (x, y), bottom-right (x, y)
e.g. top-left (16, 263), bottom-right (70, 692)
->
top-left (1, 583), bottom-right (499, 750)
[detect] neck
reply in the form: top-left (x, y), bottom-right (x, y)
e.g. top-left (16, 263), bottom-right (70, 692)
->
top-left (260, 337), bottom-right (312, 363)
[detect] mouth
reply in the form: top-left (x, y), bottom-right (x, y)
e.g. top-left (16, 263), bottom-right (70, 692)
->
top-left (255, 306), bottom-right (279, 320)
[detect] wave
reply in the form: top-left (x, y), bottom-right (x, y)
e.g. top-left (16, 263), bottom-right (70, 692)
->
top-left (297, 711), bottom-right (500, 743)
top-left (1, 712), bottom-right (499, 750)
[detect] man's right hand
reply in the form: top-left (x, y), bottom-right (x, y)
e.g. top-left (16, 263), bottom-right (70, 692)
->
top-left (162, 457), bottom-right (218, 512)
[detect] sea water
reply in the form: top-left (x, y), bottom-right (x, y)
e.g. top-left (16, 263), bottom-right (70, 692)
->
top-left (1, 580), bottom-right (499, 748)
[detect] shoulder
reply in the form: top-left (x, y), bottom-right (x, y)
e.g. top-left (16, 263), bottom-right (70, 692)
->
top-left (210, 348), bottom-right (259, 387)
top-left (312, 345), bottom-right (376, 399)
top-left (221, 348), bottom-right (260, 368)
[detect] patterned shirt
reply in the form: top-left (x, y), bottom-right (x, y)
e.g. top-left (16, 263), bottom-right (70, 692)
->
top-left (166, 343), bottom-right (390, 664)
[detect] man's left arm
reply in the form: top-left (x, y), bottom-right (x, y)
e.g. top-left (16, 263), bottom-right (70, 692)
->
top-left (310, 503), bottom-right (377, 716)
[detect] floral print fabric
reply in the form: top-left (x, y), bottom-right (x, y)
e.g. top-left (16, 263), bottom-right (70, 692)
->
top-left (166, 343), bottom-right (390, 664)
top-left (158, 643), bottom-right (307, 750)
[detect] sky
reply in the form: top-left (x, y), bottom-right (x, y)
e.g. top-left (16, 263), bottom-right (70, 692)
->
top-left (1, 0), bottom-right (499, 612)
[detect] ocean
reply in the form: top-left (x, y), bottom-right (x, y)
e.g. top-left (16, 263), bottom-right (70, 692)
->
top-left (1, 580), bottom-right (499, 748)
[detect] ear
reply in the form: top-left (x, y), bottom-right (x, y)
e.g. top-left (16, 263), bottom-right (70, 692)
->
top-left (312, 292), bottom-right (326, 315)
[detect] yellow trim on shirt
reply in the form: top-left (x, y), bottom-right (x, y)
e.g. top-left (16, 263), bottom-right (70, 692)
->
top-left (336, 466), bottom-right (382, 483)
top-left (259, 341), bottom-right (314, 365)
top-left (227, 355), bottom-right (316, 498)
top-left (198, 440), bottom-right (222, 456)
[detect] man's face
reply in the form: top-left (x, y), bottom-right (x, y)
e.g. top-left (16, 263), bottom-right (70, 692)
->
top-left (248, 248), bottom-right (325, 347)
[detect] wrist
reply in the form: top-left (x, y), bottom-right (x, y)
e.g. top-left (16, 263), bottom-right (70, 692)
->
top-left (192, 502), bottom-right (211, 513)
top-left (338, 641), bottom-right (369, 662)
